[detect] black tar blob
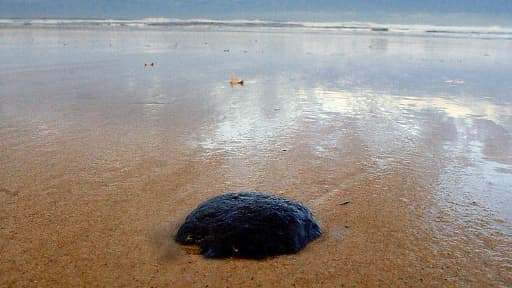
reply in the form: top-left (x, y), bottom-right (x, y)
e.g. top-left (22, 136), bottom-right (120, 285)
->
top-left (175, 192), bottom-right (322, 259)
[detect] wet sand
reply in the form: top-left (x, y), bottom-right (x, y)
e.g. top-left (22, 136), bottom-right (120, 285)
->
top-left (1, 27), bottom-right (511, 287)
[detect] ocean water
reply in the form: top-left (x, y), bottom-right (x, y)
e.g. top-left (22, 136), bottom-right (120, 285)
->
top-left (1, 18), bottom-right (512, 39)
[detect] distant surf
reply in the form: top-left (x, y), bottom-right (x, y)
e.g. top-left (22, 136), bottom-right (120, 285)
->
top-left (1, 18), bottom-right (511, 39)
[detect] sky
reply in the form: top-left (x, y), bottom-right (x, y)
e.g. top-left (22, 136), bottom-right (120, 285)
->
top-left (1, 0), bottom-right (512, 25)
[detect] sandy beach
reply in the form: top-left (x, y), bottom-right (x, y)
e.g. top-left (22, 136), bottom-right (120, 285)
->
top-left (1, 26), bottom-right (511, 287)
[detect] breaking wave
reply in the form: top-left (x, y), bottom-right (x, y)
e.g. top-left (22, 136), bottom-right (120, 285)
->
top-left (1, 18), bottom-right (511, 39)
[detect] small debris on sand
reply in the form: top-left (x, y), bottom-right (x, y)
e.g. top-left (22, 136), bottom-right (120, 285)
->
top-left (338, 201), bottom-right (350, 206)
top-left (230, 75), bottom-right (244, 86)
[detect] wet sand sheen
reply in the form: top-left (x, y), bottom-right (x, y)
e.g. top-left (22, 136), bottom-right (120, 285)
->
top-left (1, 28), bottom-right (511, 287)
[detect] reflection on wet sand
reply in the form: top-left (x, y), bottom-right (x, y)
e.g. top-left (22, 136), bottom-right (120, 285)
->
top-left (0, 28), bottom-right (511, 287)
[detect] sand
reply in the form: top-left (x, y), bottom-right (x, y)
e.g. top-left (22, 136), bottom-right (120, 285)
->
top-left (1, 27), bottom-right (511, 287)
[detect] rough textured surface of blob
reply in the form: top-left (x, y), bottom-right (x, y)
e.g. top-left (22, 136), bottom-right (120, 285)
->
top-left (175, 192), bottom-right (322, 259)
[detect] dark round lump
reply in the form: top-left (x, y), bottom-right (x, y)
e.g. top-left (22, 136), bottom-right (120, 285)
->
top-left (175, 192), bottom-right (322, 259)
